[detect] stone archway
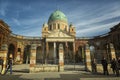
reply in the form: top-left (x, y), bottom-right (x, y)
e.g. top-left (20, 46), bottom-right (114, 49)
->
top-left (8, 44), bottom-right (15, 60)
top-left (36, 46), bottom-right (43, 64)
top-left (23, 45), bottom-right (31, 64)
top-left (75, 46), bottom-right (83, 63)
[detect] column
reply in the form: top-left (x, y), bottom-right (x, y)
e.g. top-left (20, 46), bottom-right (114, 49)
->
top-left (65, 42), bottom-right (68, 63)
top-left (54, 42), bottom-right (56, 64)
top-left (30, 44), bottom-right (36, 73)
top-left (45, 42), bottom-right (49, 64)
top-left (59, 44), bottom-right (64, 71)
top-left (110, 43), bottom-right (116, 59)
top-left (85, 44), bottom-right (92, 71)
top-left (42, 42), bottom-right (45, 64)
top-left (82, 47), bottom-right (85, 62)
top-left (73, 42), bottom-right (75, 60)
top-left (1, 44), bottom-right (8, 74)
top-left (20, 47), bottom-right (24, 64)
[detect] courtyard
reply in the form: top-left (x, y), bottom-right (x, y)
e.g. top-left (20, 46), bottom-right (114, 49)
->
top-left (0, 64), bottom-right (119, 80)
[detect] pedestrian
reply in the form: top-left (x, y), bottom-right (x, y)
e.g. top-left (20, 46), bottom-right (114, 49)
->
top-left (0, 57), bottom-right (3, 74)
top-left (118, 57), bottom-right (120, 70)
top-left (110, 58), bottom-right (117, 75)
top-left (5, 54), bottom-right (13, 74)
top-left (117, 57), bottom-right (120, 76)
top-left (92, 58), bottom-right (97, 73)
top-left (101, 57), bottom-right (109, 75)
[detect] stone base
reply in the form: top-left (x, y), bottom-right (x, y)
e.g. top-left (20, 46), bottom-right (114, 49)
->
top-left (58, 66), bottom-right (64, 72)
top-left (97, 64), bottom-right (112, 73)
top-left (30, 65), bottom-right (58, 73)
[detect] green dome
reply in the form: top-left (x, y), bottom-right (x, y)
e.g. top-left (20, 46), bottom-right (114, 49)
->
top-left (48, 10), bottom-right (68, 23)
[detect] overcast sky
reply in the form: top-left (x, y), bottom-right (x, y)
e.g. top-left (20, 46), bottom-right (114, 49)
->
top-left (0, 0), bottom-right (120, 37)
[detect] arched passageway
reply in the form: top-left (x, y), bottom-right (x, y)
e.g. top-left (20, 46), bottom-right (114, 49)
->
top-left (23, 45), bottom-right (31, 64)
top-left (36, 46), bottom-right (43, 64)
top-left (8, 44), bottom-right (15, 60)
top-left (75, 46), bottom-right (84, 63)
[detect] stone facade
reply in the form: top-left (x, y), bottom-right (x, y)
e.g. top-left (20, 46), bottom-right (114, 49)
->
top-left (0, 10), bottom-right (120, 73)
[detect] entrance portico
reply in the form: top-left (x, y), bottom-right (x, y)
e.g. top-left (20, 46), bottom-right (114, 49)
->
top-left (45, 33), bottom-right (75, 64)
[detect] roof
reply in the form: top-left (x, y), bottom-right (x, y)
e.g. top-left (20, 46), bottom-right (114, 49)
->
top-left (48, 10), bottom-right (68, 23)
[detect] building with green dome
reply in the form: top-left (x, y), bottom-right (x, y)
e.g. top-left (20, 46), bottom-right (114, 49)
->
top-left (0, 10), bottom-right (119, 73)
top-left (42, 10), bottom-right (76, 62)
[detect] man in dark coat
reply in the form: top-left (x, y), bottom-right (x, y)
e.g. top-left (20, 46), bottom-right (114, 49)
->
top-left (111, 58), bottom-right (117, 75)
top-left (92, 58), bottom-right (97, 73)
top-left (118, 57), bottom-right (120, 70)
top-left (5, 57), bottom-right (13, 74)
top-left (101, 57), bottom-right (109, 75)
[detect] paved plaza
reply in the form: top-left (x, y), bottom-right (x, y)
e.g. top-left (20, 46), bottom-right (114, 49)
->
top-left (0, 64), bottom-right (120, 80)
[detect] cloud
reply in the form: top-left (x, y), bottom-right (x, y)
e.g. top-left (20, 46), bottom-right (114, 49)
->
top-left (76, 10), bottom-right (120, 27)
top-left (0, 1), bottom-right (9, 16)
top-left (12, 18), bottom-right (21, 26)
top-left (76, 21), bottom-right (120, 37)
top-left (14, 25), bottom-right (42, 36)
top-left (10, 17), bottom-right (43, 36)
top-left (1, 0), bottom-right (120, 37)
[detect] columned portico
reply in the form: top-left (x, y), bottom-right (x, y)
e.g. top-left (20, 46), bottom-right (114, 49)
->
top-left (45, 35), bottom-right (75, 63)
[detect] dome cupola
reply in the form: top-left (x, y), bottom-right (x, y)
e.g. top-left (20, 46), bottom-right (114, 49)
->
top-left (48, 10), bottom-right (68, 23)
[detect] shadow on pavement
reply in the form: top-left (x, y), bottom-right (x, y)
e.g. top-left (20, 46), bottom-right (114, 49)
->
top-left (0, 74), bottom-right (32, 80)
top-left (13, 69), bottom-right (29, 73)
top-left (44, 72), bottom-right (120, 80)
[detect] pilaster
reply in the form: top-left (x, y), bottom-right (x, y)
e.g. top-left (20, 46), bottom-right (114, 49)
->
top-left (110, 43), bottom-right (116, 59)
top-left (1, 44), bottom-right (8, 74)
top-left (30, 44), bottom-right (36, 73)
top-left (85, 44), bottom-right (92, 71)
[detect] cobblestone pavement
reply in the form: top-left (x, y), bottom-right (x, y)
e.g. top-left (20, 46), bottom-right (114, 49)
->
top-left (0, 64), bottom-right (120, 80)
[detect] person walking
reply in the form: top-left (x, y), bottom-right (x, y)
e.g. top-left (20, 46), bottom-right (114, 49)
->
top-left (111, 58), bottom-right (117, 75)
top-left (0, 57), bottom-right (3, 74)
top-left (92, 58), bottom-right (97, 73)
top-left (118, 57), bottom-right (120, 70)
top-left (116, 57), bottom-right (120, 76)
top-left (5, 54), bottom-right (13, 74)
top-left (101, 57), bottom-right (109, 75)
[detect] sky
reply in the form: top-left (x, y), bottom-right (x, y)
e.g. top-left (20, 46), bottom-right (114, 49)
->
top-left (0, 0), bottom-right (120, 37)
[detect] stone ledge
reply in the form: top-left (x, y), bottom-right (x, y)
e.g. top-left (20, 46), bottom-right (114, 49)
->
top-left (30, 65), bottom-right (59, 73)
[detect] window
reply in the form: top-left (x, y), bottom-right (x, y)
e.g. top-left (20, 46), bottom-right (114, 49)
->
top-left (49, 25), bottom-right (52, 30)
top-left (53, 23), bottom-right (56, 29)
top-left (18, 48), bottom-right (21, 52)
top-left (58, 24), bottom-right (60, 29)
top-left (44, 28), bottom-right (46, 31)
top-left (65, 26), bottom-right (67, 31)
top-left (72, 29), bottom-right (73, 31)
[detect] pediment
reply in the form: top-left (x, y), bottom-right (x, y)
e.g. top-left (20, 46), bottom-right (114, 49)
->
top-left (47, 30), bottom-right (72, 38)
